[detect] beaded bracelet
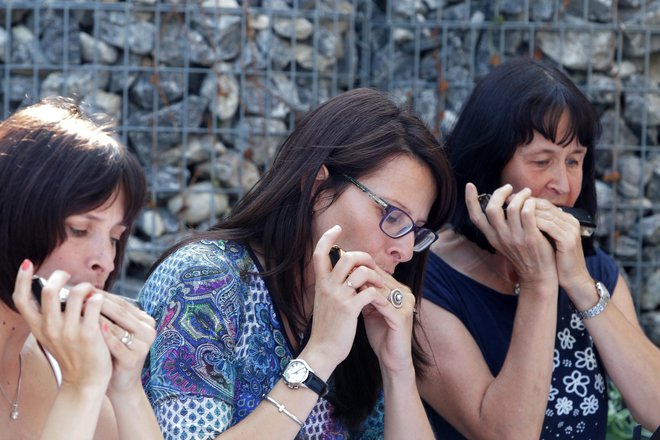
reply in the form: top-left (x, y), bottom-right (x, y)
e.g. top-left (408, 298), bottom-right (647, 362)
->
top-left (262, 394), bottom-right (304, 427)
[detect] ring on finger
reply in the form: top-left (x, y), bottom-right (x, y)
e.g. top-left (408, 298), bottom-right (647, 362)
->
top-left (387, 288), bottom-right (404, 309)
top-left (346, 279), bottom-right (354, 289)
top-left (120, 330), bottom-right (135, 348)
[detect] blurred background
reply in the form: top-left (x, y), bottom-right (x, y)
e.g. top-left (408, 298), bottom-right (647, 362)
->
top-left (1, 1), bottom-right (659, 435)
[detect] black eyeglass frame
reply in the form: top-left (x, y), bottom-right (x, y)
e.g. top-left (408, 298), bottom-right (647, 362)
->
top-left (343, 174), bottom-right (438, 252)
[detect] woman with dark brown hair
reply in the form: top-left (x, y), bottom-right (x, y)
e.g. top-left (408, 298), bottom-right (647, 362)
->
top-left (0, 97), bottom-right (162, 439)
top-left (139, 87), bottom-right (456, 439)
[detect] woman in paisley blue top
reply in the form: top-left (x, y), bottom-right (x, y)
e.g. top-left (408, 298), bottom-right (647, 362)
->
top-left (419, 58), bottom-right (660, 439)
top-left (139, 88), bottom-right (456, 439)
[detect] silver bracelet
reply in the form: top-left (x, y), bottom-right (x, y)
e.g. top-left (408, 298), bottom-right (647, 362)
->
top-left (262, 394), bottom-right (304, 427)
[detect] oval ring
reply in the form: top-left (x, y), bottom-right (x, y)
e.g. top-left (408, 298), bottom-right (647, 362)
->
top-left (346, 280), bottom-right (354, 289)
top-left (120, 330), bottom-right (135, 348)
top-left (387, 288), bottom-right (404, 309)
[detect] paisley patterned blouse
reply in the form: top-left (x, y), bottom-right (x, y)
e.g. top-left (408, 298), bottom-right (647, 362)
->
top-left (139, 239), bottom-right (385, 440)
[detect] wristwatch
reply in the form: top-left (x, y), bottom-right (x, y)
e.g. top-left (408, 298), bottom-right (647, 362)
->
top-left (575, 280), bottom-right (611, 320)
top-left (282, 358), bottom-right (328, 397)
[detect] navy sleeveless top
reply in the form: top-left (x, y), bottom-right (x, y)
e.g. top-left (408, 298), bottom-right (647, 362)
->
top-left (422, 248), bottom-right (619, 439)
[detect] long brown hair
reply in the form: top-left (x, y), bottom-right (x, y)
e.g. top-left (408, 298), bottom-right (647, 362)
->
top-left (154, 88), bottom-right (455, 427)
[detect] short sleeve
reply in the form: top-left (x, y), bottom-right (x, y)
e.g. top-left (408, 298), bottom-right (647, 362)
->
top-left (139, 240), bottom-right (251, 439)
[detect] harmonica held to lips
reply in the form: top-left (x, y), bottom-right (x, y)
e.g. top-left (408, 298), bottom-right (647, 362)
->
top-left (477, 193), bottom-right (596, 237)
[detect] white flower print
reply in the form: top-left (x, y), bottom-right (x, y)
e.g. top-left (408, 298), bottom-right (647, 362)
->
top-left (555, 397), bottom-right (573, 415)
top-left (562, 359), bottom-right (573, 368)
top-left (576, 421), bottom-right (586, 433)
top-left (570, 313), bottom-right (585, 330)
top-left (546, 408), bottom-right (554, 417)
top-left (563, 370), bottom-right (590, 397)
top-left (594, 374), bottom-right (605, 394)
top-left (548, 385), bottom-right (559, 402)
top-left (558, 328), bottom-right (576, 350)
top-left (580, 395), bottom-right (599, 416)
top-left (575, 347), bottom-right (597, 370)
top-left (553, 349), bottom-right (560, 369)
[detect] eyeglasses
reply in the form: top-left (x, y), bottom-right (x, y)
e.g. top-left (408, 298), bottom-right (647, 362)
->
top-left (343, 174), bottom-right (438, 252)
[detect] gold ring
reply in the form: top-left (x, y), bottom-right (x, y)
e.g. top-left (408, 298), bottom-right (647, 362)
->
top-left (120, 330), bottom-right (135, 348)
top-left (387, 288), bottom-right (404, 309)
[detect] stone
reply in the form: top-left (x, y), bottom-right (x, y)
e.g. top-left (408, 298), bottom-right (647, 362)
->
top-left (79, 32), bottom-right (118, 64)
top-left (40, 70), bottom-right (111, 100)
top-left (167, 181), bottom-right (230, 225)
top-left (200, 71), bottom-right (240, 121)
top-left (82, 90), bottom-right (122, 121)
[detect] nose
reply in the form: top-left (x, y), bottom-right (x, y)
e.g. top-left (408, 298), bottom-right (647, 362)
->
top-left (90, 238), bottom-right (116, 276)
top-left (391, 232), bottom-right (415, 264)
top-left (548, 164), bottom-right (571, 195)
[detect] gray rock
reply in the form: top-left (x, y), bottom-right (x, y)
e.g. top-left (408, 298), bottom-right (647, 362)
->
top-left (191, 14), bottom-right (242, 62)
top-left (10, 25), bottom-right (47, 64)
top-left (622, 3), bottom-right (660, 57)
top-left (531, 0), bottom-right (554, 21)
top-left (243, 73), bottom-right (302, 118)
top-left (565, 0), bottom-right (613, 22)
top-left (145, 164), bottom-right (189, 198)
top-left (536, 17), bottom-right (615, 71)
top-left (233, 116), bottom-right (288, 166)
top-left (37, 9), bottom-right (82, 65)
top-left (1, 74), bottom-right (34, 102)
top-left (167, 181), bottom-right (230, 225)
top-left (130, 70), bottom-right (186, 110)
top-left (273, 17), bottom-right (314, 40)
top-left (642, 269), bottom-right (660, 310)
top-left (98, 10), bottom-right (155, 55)
top-left (255, 29), bottom-right (294, 70)
top-left (640, 312), bottom-right (660, 346)
top-left (197, 149), bottom-right (261, 192)
top-left (200, 70), bottom-right (240, 121)
top-left (158, 135), bottom-right (227, 166)
top-left (614, 234), bottom-right (640, 258)
top-left (40, 70), bottom-right (111, 100)
top-left (79, 32), bottom-right (118, 64)
top-left (159, 20), bottom-right (214, 67)
top-left (623, 75), bottom-right (660, 126)
top-left (82, 90), bottom-right (122, 121)
top-left (128, 96), bottom-right (207, 163)
top-left (618, 154), bottom-right (649, 198)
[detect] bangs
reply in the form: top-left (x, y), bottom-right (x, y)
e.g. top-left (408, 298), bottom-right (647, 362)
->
top-left (519, 88), bottom-right (599, 149)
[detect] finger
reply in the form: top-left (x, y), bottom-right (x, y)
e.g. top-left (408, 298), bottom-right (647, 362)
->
top-left (503, 188), bottom-right (533, 232)
top-left (101, 293), bottom-right (155, 328)
top-left (61, 283), bottom-right (96, 329)
top-left (346, 265), bottom-right (387, 292)
top-left (80, 292), bottom-right (104, 331)
top-left (12, 259), bottom-right (41, 325)
top-left (39, 271), bottom-right (72, 330)
top-left (313, 225), bottom-right (343, 273)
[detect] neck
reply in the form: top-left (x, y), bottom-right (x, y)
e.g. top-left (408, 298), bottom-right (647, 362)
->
top-left (432, 229), bottom-right (518, 293)
top-left (0, 303), bottom-right (31, 370)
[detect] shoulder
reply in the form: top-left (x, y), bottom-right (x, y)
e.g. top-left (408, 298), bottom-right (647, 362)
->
top-left (139, 239), bottom-right (256, 316)
top-left (585, 247), bottom-right (620, 293)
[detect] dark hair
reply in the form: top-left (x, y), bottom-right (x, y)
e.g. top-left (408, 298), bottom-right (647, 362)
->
top-left (0, 96), bottom-right (146, 309)
top-left (154, 88), bottom-right (455, 428)
top-left (446, 57), bottom-right (600, 253)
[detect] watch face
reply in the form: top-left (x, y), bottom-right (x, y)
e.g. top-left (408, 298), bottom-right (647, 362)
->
top-left (285, 359), bottom-right (309, 384)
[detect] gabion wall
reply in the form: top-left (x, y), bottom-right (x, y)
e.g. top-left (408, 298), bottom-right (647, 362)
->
top-left (1, 0), bottom-right (660, 345)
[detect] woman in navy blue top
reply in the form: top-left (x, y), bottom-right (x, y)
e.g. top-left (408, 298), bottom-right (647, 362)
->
top-left (418, 58), bottom-right (660, 439)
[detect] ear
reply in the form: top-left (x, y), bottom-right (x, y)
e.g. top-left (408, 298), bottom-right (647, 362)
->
top-left (310, 164), bottom-right (332, 212)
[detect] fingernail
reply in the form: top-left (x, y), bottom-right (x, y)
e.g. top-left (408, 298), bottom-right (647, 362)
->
top-left (21, 259), bottom-right (31, 271)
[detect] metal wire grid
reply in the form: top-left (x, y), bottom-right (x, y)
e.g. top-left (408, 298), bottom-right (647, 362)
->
top-left (0, 0), bottom-right (659, 309)
top-left (362, 1), bottom-right (660, 312)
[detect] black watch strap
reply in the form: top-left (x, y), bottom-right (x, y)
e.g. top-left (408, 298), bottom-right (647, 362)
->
top-left (304, 372), bottom-right (329, 397)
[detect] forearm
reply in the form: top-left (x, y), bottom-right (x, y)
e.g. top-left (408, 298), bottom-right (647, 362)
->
top-left (41, 383), bottom-right (107, 440)
top-left (217, 346), bottom-right (334, 439)
top-left (108, 386), bottom-right (163, 440)
top-left (382, 367), bottom-right (434, 440)
top-left (585, 304), bottom-right (660, 429)
top-left (474, 290), bottom-right (557, 439)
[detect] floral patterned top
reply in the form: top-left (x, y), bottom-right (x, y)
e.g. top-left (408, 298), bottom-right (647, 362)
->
top-left (139, 239), bottom-right (385, 440)
top-left (422, 248), bottom-right (619, 440)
